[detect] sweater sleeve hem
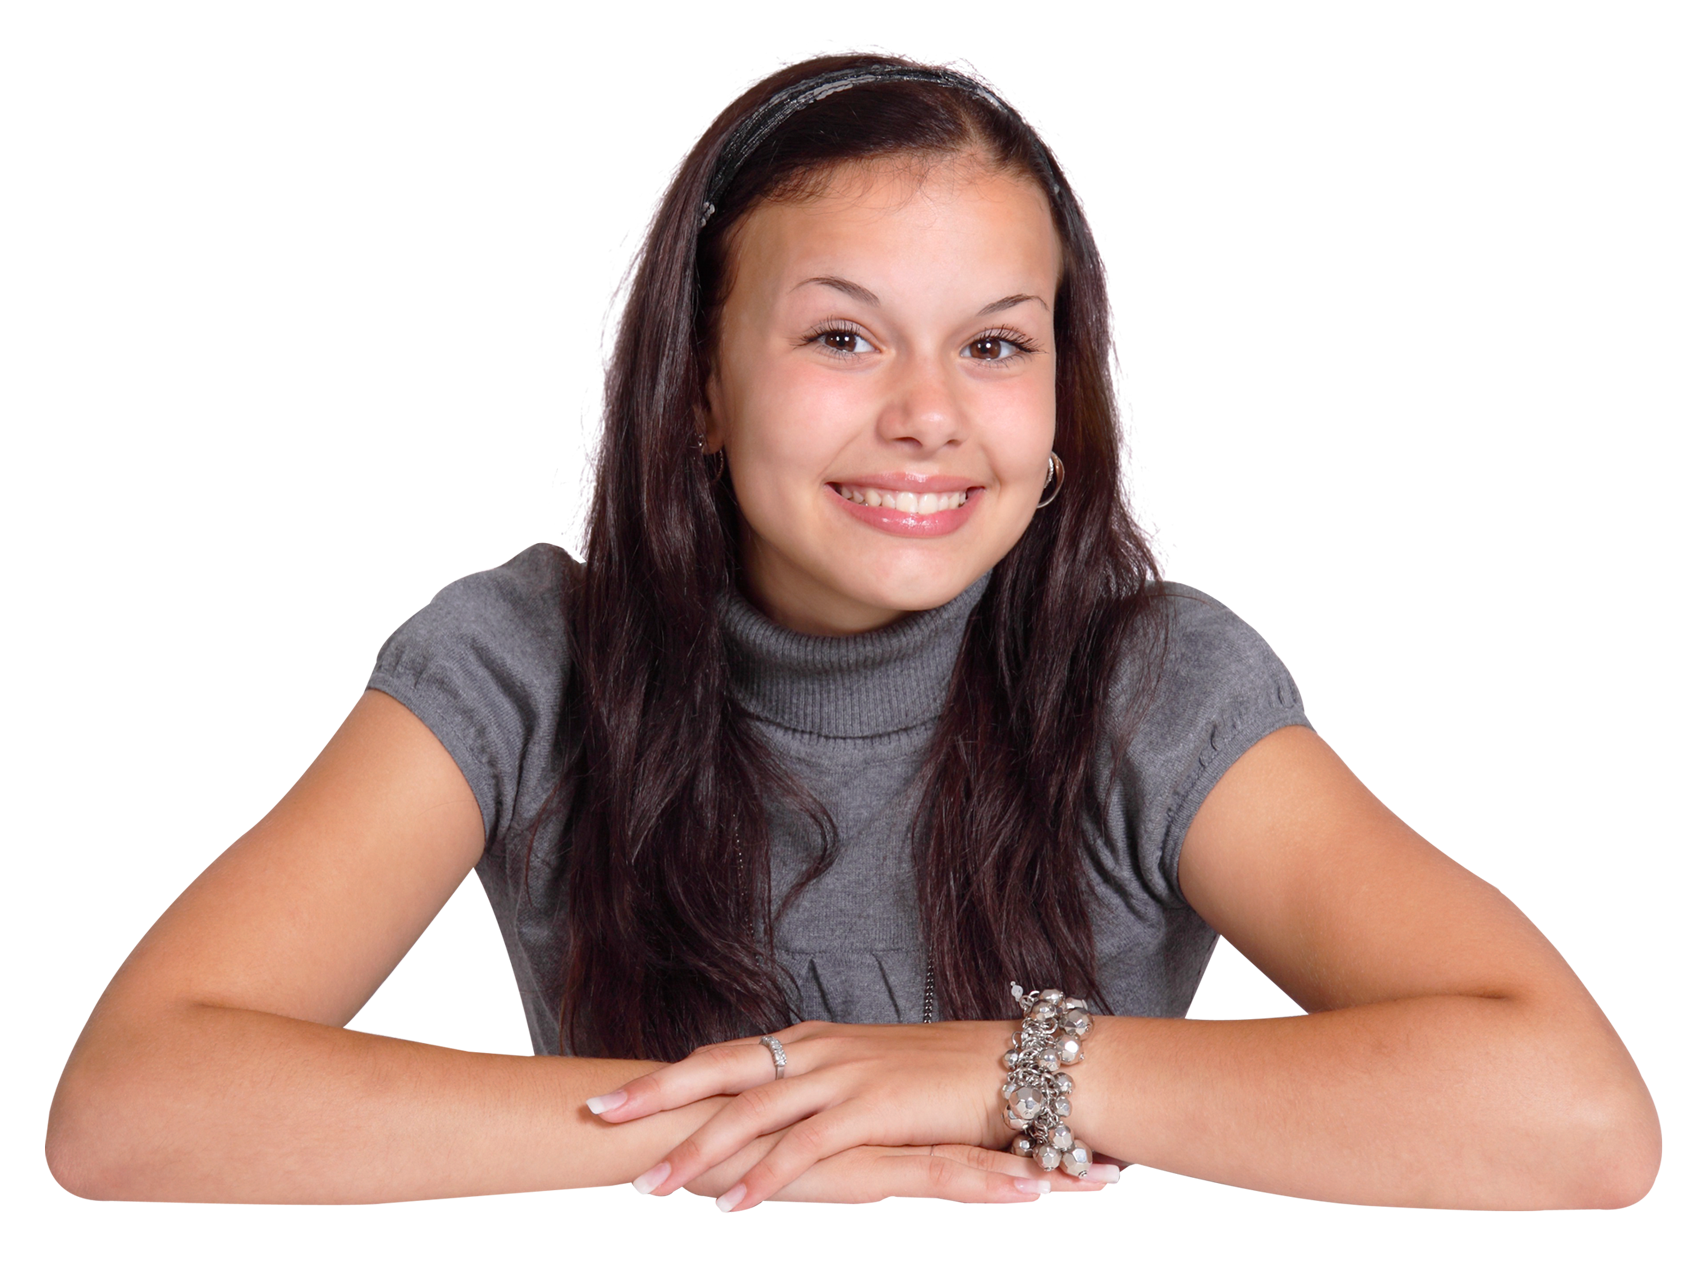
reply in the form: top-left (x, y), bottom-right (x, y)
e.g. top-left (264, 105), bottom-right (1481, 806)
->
top-left (365, 671), bottom-right (499, 846)
top-left (1160, 708), bottom-right (1312, 903)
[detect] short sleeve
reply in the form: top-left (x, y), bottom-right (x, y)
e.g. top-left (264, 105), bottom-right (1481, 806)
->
top-left (1125, 583), bottom-right (1310, 906)
top-left (366, 543), bottom-right (574, 850)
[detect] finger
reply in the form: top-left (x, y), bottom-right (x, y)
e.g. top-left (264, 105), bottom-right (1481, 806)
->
top-left (682, 1130), bottom-right (785, 1200)
top-left (716, 1102), bottom-right (882, 1209)
top-left (639, 1077), bottom-right (839, 1195)
top-left (753, 1147), bottom-right (1050, 1208)
top-left (924, 1149), bottom-right (1122, 1203)
top-left (588, 1038), bottom-right (777, 1122)
top-left (930, 1143), bottom-right (1118, 1190)
top-left (886, 1151), bottom-right (1055, 1203)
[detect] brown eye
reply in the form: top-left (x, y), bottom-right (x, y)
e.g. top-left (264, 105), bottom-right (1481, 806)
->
top-left (964, 331), bottom-right (1035, 362)
top-left (817, 329), bottom-right (870, 354)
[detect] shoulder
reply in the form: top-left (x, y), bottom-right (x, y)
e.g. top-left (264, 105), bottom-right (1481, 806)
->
top-left (1101, 574), bottom-right (1298, 720)
top-left (451, 539), bottom-right (577, 597)
top-left (368, 541), bottom-right (577, 718)
top-left (387, 542), bottom-right (577, 659)
top-left (1143, 582), bottom-right (1304, 720)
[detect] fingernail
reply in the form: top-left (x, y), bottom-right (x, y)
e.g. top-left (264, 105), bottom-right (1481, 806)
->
top-left (1086, 1163), bottom-right (1121, 1184)
top-left (586, 1090), bottom-right (627, 1115)
top-left (631, 1161), bottom-right (669, 1195)
top-left (715, 1183), bottom-right (746, 1213)
top-left (1013, 1178), bottom-right (1051, 1195)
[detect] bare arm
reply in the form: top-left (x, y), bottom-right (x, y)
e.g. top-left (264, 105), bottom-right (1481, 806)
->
top-left (1075, 726), bottom-right (1660, 1208)
top-left (46, 691), bottom-right (703, 1201)
top-left (52, 1014), bottom-right (705, 1203)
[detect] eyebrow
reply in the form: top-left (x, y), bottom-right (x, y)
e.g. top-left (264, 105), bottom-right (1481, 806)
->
top-left (795, 276), bottom-right (1051, 317)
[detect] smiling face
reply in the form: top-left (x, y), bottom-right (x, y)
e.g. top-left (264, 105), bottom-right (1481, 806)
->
top-left (705, 154), bottom-right (1062, 636)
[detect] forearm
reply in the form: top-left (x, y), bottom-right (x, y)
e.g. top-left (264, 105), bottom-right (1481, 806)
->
top-left (48, 1003), bottom-right (719, 1203)
top-left (1071, 997), bottom-right (1658, 1208)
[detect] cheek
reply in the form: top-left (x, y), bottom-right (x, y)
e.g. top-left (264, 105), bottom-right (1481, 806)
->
top-left (728, 361), bottom-right (871, 484)
top-left (981, 371), bottom-right (1058, 482)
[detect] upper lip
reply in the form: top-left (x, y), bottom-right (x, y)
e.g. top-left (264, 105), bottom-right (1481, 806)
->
top-left (827, 472), bottom-right (981, 494)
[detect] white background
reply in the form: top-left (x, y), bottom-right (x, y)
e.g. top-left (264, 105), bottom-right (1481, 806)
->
top-left (3, 2), bottom-right (1694, 1259)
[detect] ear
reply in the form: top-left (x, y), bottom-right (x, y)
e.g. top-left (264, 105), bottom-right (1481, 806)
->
top-left (701, 369), bottom-right (727, 454)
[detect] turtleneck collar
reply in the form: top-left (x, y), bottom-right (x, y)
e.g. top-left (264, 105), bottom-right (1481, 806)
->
top-left (721, 573), bottom-right (991, 739)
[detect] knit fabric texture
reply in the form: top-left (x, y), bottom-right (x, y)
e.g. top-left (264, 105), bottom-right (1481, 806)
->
top-left (368, 544), bottom-right (1309, 1054)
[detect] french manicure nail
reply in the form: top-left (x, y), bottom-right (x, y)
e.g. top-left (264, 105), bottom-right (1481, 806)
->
top-left (1013, 1178), bottom-right (1051, 1195)
top-left (716, 1183), bottom-right (747, 1213)
top-left (586, 1090), bottom-right (628, 1115)
top-left (631, 1161), bottom-right (669, 1195)
top-left (1086, 1162), bottom-right (1121, 1184)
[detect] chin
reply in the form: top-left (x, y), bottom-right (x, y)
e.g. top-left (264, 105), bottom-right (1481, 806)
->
top-left (853, 565), bottom-right (982, 615)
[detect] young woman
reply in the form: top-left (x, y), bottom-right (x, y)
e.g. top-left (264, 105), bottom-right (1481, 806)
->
top-left (46, 54), bottom-right (1659, 1210)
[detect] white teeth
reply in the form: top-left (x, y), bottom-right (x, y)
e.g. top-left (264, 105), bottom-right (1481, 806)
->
top-left (834, 485), bottom-right (970, 514)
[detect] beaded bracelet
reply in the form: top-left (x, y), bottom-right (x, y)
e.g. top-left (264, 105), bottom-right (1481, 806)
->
top-left (1000, 982), bottom-right (1095, 1176)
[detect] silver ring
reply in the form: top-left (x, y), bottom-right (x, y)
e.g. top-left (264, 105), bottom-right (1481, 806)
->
top-left (758, 1034), bottom-right (787, 1080)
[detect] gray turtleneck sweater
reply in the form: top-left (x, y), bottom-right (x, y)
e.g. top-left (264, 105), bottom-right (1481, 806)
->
top-left (369, 544), bottom-right (1308, 1054)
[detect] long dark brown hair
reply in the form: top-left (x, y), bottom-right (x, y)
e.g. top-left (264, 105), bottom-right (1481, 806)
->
top-left (552, 54), bottom-right (1162, 1059)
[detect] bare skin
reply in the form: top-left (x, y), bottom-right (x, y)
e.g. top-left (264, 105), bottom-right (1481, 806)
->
top-left (47, 156), bottom-right (1659, 1207)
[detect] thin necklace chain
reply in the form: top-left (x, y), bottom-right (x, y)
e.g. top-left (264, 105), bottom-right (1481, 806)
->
top-left (735, 821), bottom-right (936, 1024)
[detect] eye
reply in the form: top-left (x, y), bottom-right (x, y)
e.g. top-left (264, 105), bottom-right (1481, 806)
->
top-left (813, 327), bottom-right (874, 356)
top-left (962, 330), bottom-right (1037, 362)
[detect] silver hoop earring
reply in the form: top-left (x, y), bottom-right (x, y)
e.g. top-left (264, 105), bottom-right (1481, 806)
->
top-left (1036, 451), bottom-right (1065, 508)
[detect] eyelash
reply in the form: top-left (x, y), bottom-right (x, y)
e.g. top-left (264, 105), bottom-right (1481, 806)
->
top-left (802, 322), bottom-right (1040, 361)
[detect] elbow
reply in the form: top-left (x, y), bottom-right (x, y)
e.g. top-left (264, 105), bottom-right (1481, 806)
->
top-left (1552, 1074), bottom-right (1661, 1209)
top-left (46, 1064), bottom-right (155, 1202)
top-left (46, 1088), bottom-right (116, 1201)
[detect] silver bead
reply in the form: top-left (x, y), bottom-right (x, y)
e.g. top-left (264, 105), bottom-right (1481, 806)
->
top-left (1049, 1123), bottom-right (1073, 1150)
top-left (1002, 1049), bottom-right (1020, 1070)
top-left (1058, 1141), bottom-right (1094, 1179)
top-left (1010, 1085), bottom-right (1043, 1120)
top-left (1029, 1001), bottom-right (1057, 1022)
top-left (1010, 1135), bottom-right (1035, 1158)
top-left (1054, 1096), bottom-right (1073, 1118)
top-left (1056, 1036), bottom-right (1083, 1064)
top-left (1036, 1049), bottom-right (1060, 1074)
top-left (1059, 996), bottom-right (1088, 1012)
top-left (1060, 1009), bottom-right (1093, 1039)
top-left (1039, 988), bottom-right (1065, 1005)
top-left (1004, 1106), bottom-right (1026, 1131)
top-left (1034, 1145), bottom-right (1062, 1172)
top-left (1053, 1071), bottom-right (1074, 1095)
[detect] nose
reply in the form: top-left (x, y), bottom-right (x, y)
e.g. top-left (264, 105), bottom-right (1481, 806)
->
top-left (874, 354), bottom-right (968, 457)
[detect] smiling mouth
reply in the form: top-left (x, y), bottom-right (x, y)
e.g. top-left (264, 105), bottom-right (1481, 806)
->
top-left (829, 483), bottom-right (974, 515)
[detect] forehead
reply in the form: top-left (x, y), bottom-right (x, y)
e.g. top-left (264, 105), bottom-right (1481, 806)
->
top-left (723, 155), bottom-right (1062, 311)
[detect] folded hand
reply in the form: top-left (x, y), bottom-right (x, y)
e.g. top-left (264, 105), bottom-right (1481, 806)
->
top-left (590, 1020), bottom-right (1120, 1209)
top-left (689, 1129), bottom-right (1109, 1206)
